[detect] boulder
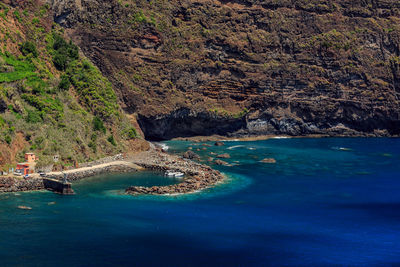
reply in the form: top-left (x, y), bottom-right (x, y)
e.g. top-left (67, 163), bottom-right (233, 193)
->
top-left (214, 159), bottom-right (228, 165)
top-left (183, 151), bottom-right (200, 160)
top-left (217, 153), bottom-right (230, 159)
top-left (214, 141), bottom-right (225, 146)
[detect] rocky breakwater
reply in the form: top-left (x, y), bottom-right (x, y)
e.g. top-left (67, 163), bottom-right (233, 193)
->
top-left (0, 177), bottom-right (44, 193)
top-left (125, 151), bottom-right (226, 195)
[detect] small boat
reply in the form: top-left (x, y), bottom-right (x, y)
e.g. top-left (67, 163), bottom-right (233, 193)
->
top-left (165, 170), bottom-right (184, 178)
top-left (18, 206), bottom-right (32, 210)
top-left (173, 172), bottom-right (184, 178)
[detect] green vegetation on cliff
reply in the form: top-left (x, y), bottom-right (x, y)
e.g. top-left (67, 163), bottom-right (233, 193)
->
top-left (0, 1), bottom-right (140, 170)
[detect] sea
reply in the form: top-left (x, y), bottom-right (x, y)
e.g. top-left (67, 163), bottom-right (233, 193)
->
top-left (1, 138), bottom-right (400, 266)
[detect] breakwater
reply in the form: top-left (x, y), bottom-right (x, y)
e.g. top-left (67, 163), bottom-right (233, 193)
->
top-left (0, 161), bottom-right (142, 193)
top-left (0, 177), bottom-right (44, 193)
top-left (126, 151), bottom-right (226, 195)
top-left (43, 178), bottom-right (74, 195)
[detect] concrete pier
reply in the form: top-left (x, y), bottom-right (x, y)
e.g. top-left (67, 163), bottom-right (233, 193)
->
top-left (43, 178), bottom-right (75, 195)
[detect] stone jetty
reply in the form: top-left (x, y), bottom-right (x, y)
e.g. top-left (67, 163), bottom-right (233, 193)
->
top-left (0, 177), bottom-right (44, 193)
top-left (125, 150), bottom-right (226, 195)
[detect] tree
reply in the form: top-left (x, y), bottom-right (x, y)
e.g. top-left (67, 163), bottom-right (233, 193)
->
top-left (20, 41), bottom-right (38, 57)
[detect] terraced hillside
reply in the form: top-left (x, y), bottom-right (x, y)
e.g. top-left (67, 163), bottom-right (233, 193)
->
top-left (0, 1), bottom-right (145, 170)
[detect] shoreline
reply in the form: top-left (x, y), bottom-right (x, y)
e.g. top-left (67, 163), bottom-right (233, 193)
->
top-left (2, 134), bottom-right (399, 195)
top-left (171, 133), bottom-right (400, 142)
top-left (0, 149), bottom-right (226, 196)
top-left (0, 161), bottom-right (144, 194)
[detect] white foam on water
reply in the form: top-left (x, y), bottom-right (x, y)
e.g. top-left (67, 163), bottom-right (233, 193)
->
top-left (160, 143), bottom-right (169, 151)
top-left (331, 146), bottom-right (352, 151)
top-left (227, 145), bottom-right (245, 150)
top-left (153, 142), bottom-right (169, 151)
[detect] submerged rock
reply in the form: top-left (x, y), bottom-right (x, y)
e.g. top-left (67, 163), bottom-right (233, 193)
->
top-left (214, 141), bottom-right (225, 146)
top-left (217, 153), bottom-right (231, 159)
top-left (214, 159), bottom-right (228, 165)
top-left (260, 158), bottom-right (277, 164)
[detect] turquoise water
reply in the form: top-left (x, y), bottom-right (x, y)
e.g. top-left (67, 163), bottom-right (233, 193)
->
top-left (1, 138), bottom-right (400, 266)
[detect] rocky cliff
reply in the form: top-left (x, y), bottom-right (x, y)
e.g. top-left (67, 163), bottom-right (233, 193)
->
top-left (31, 1), bottom-right (400, 138)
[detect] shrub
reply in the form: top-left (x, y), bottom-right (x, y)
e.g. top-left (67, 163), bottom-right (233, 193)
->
top-left (107, 135), bottom-right (116, 146)
top-left (126, 128), bottom-right (138, 139)
top-left (88, 133), bottom-right (97, 152)
top-left (13, 10), bottom-right (21, 22)
top-left (53, 53), bottom-right (68, 70)
top-left (52, 34), bottom-right (79, 70)
top-left (20, 41), bottom-right (38, 57)
top-left (88, 141), bottom-right (97, 152)
top-left (58, 74), bottom-right (70, 90)
top-left (93, 116), bottom-right (106, 133)
top-left (26, 109), bottom-right (43, 123)
top-left (4, 134), bottom-right (11, 144)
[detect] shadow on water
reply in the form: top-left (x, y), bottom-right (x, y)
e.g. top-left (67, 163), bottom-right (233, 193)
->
top-left (332, 202), bottom-right (400, 222)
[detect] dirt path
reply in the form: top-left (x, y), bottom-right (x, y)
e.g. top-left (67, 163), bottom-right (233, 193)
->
top-left (48, 161), bottom-right (144, 177)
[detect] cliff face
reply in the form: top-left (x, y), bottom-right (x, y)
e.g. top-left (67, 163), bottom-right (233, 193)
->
top-left (49, 0), bottom-right (400, 139)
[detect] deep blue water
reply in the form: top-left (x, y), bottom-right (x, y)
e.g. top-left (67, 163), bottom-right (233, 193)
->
top-left (1, 138), bottom-right (400, 266)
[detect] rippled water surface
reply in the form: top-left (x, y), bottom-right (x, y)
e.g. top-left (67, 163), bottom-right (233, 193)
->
top-left (1, 138), bottom-right (400, 266)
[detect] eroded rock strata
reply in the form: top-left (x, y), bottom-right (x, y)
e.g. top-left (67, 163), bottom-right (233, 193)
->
top-left (46, 0), bottom-right (400, 139)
